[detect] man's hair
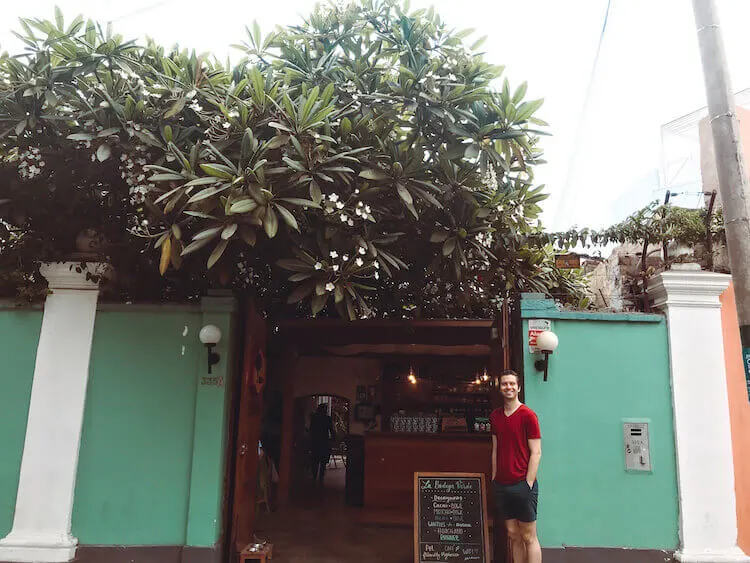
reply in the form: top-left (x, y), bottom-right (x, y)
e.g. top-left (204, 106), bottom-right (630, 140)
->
top-left (499, 369), bottom-right (521, 385)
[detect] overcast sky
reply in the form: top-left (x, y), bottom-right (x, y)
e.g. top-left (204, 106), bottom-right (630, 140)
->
top-left (3, 0), bottom-right (750, 231)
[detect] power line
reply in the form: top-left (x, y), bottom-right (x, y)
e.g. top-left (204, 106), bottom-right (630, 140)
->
top-left (552, 0), bottom-right (613, 228)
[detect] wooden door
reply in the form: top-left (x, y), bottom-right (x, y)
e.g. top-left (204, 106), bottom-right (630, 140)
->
top-left (229, 302), bottom-right (266, 555)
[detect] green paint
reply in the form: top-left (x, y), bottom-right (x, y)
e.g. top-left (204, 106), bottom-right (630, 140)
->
top-left (523, 318), bottom-right (678, 550)
top-left (185, 296), bottom-right (236, 547)
top-left (72, 311), bottom-right (203, 545)
top-left (0, 311), bottom-right (42, 537)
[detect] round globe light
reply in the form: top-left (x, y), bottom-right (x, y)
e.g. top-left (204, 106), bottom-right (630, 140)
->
top-left (199, 324), bottom-right (222, 346)
top-left (536, 330), bottom-right (559, 353)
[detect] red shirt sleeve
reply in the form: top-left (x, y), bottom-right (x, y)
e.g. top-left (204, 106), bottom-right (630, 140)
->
top-left (525, 409), bottom-right (541, 440)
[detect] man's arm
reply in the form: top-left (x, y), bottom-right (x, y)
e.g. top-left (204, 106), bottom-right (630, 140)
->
top-left (526, 438), bottom-right (541, 486)
top-left (491, 435), bottom-right (497, 481)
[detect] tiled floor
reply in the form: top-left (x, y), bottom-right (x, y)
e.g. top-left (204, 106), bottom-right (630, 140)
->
top-left (254, 464), bottom-right (413, 563)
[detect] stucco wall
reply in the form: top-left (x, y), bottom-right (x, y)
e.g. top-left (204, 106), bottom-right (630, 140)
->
top-left (0, 309), bottom-right (42, 538)
top-left (720, 283), bottom-right (750, 553)
top-left (522, 300), bottom-right (679, 550)
top-left (0, 304), bottom-right (235, 549)
top-left (71, 310), bottom-right (204, 545)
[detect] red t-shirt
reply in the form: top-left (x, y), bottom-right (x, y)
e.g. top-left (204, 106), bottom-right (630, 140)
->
top-left (490, 404), bottom-right (541, 485)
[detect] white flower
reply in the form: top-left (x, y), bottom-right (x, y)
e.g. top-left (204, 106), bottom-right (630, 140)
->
top-left (356, 257), bottom-right (364, 267)
top-left (336, 201), bottom-right (345, 209)
top-left (348, 219), bottom-right (354, 226)
top-left (222, 122), bottom-right (231, 129)
top-left (329, 193), bottom-right (339, 202)
top-left (358, 246), bottom-right (366, 255)
top-left (343, 254), bottom-right (349, 262)
top-left (355, 209), bottom-right (362, 216)
top-left (325, 282), bottom-right (335, 292)
top-left (314, 262), bottom-right (323, 270)
top-left (340, 214), bottom-right (348, 222)
top-left (374, 271), bottom-right (380, 280)
top-left (365, 205), bottom-right (371, 213)
top-left (332, 264), bottom-right (340, 272)
top-left (330, 251), bottom-right (339, 258)
top-left (373, 261), bottom-right (379, 269)
top-left (354, 189), bottom-right (360, 195)
top-left (228, 109), bottom-right (240, 118)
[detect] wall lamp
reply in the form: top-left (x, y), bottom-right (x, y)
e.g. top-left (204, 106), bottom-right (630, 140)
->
top-left (199, 324), bottom-right (222, 374)
top-left (534, 330), bottom-right (559, 382)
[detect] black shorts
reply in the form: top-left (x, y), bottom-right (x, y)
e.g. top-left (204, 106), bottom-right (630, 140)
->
top-left (492, 480), bottom-right (538, 523)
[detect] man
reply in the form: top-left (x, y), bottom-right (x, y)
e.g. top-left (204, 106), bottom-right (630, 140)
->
top-left (308, 403), bottom-right (335, 485)
top-left (490, 370), bottom-right (542, 563)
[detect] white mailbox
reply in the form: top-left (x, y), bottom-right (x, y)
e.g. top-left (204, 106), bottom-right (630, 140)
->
top-left (623, 419), bottom-right (652, 472)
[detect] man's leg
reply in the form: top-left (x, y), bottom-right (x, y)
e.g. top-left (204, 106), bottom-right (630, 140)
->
top-left (518, 521), bottom-right (541, 563)
top-left (505, 519), bottom-right (526, 563)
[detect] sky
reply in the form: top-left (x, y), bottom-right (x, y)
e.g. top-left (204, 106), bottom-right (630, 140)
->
top-left (2, 0), bottom-right (750, 232)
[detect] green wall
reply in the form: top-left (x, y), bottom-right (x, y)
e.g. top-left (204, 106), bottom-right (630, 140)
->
top-left (522, 302), bottom-right (678, 549)
top-left (0, 310), bottom-right (42, 537)
top-left (72, 310), bottom-right (204, 545)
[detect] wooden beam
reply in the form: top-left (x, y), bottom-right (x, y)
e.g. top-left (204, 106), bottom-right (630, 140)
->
top-left (276, 348), bottom-right (297, 508)
top-left (320, 343), bottom-right (491, 356)
top-left (278, 318), bottom-right (493, 329)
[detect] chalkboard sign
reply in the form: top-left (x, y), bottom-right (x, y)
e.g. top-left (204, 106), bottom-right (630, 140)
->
top-left (414, 472), bottom-right (490, 563)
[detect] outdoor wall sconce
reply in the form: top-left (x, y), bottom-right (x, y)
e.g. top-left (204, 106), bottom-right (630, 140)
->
top-left (199, 324), bottom-right (222, 374)
top-left (534, 330), bottom-right (559, 382)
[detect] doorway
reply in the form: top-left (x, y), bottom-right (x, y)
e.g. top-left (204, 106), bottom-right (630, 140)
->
top-left (292, 394), bottom-right (350, 493)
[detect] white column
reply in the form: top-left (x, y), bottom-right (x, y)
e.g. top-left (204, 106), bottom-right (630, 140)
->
top-left (648, 268), bottom-right (749, 563)
top-left (0, 262), bottom-right (104, 563)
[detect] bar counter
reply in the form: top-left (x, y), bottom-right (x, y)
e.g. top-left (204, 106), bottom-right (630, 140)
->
top-left (362, 431), bottom-right (493, 524)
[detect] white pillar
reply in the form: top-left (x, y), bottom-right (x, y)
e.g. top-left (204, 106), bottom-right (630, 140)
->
top-left (648, 268), bottom-right (749, 563)
top-left (0, 263), bottom-right (103, 563)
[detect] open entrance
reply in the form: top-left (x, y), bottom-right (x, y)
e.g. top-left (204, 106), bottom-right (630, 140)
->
top-left (230, 314), bottom-right (517, 563)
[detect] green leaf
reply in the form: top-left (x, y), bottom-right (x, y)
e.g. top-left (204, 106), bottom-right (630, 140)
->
top-left (287, 280), bottom-right (315, 304)
top-left (67, 133), bottom-right (95, 141)
top-left (512, 81), bottom-right (528, 104)
top-left (164, 97), bottom-right (186, 119)
top-left (264, 207), bottom-right (278, 238)
top-left (229, 198), bottom-right (259, 214)
top-left (266, 134), bottom-right (290, 149)
top-left (240, 226), bottom-right (257, 247)
top-left (200, 163), bottom-right (234, 180)
top-left (277, 197), bottom-right (320, 209)
top-left (184, 177), bottom-right (220, 187)
top-left (359, 169), bottom-right (389, 181)
top-left (221, 224), bottom-right (238, 240)
top-left (311, 294), bottom-right (327, 316)
top-left (277, 259), bottom-right (310, 272)
top-left (443, 237), bottom-right (457, 256)
top-left (96, 143), bottom-right (112, 162)
top-left (193, 226), bottom-right (223, 241)
top-left (275, 204), bottom-right (299, 231)
top-left (181, 236), bottom-right (213, 256)
top-left (97, 127), bottom-right (120, 138)
top-left (149, 173), bottom-right (185, 182)
top-left (207, 240), bottom-right (228, 269)
top-left (430, 231), bottom-right (449, 243)
top-left (397, 184), bottom-right (413, 205)
top-left (187, 185), bottom-right (228, 203)
top-left (283, 157), bottom-right (307, 172)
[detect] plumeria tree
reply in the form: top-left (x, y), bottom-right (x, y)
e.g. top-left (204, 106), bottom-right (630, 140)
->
top-left (0, 1), bottom-right (588, 317)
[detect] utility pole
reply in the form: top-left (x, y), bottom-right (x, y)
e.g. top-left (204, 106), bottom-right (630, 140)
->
top-left (693, 0), bottom-right (750, 397)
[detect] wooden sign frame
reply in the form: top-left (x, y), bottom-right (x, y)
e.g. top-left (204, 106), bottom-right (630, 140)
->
top-left (413, 472), bottom-right (491, 563)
